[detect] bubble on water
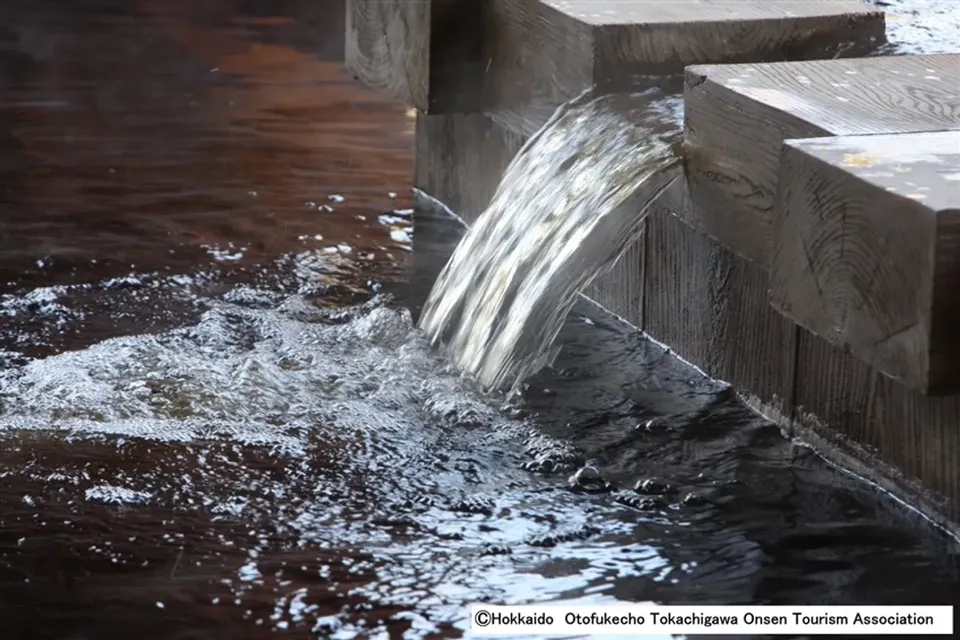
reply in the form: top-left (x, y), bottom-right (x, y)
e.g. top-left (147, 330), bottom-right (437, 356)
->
top-left (84, 484), bottom-right (153, 505)
top-left (378, 214), bottom-right (406, 226)
top-left (3, 274), bottom-right (690, 633)
top-left (390, 229), bottom-right (412, 244)
top-left (1, 286), bottom-right (83, 326)
top-left (201, 243), bottom-right (246, 262)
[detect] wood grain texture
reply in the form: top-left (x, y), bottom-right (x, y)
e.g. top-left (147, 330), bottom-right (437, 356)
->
top-left (792, 329), bottom-right (960, 533)
top-left (414, 111), bottom-right (525, 223)
top-left (684, 53), bottom-right (960, 265)
top-left (588, 1), bottom-right (884, 78)
top-left (482, 0), bottom-right (593, 136)
top-left (547, 0), bottom-right (880, 24)
top-left (644, 209), bottom-right (796, 406)
top-left (583, 234), bottom-right (644, 329)
top-left (482, 0), bottom-right (884, 138)
top-left (771, 131), bottom-right (960, 394)
top-left (345, 0), bottom-right (482, 112)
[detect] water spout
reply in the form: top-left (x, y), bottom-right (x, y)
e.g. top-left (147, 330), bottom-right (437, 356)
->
top-left (419, 89), bottom-right (684, 393)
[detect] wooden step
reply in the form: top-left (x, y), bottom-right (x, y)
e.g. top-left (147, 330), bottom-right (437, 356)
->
top-left (482, 0), bottom-right (884, 134)
top-left (770, 130), bottom-right (960, 395)
top-left (683, 53), bottom-right (960, 265)
top-left (347, 0), bottom-right (884, 119)
top-left (345, 0), bottom-right (483, 113)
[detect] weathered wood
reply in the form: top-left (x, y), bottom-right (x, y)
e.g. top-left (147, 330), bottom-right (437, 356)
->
top-left (771, 131), bottom-right (960, 395)
top-left (345, 0), bottom-right (482, 112)
top-left (791, 328), bottom-right (960, 532)
top-left (583, 236), bottom-right (644, 329)
top-left (483, 0), bottom-right (884, 136)
top-left (414, 111), bottom-right (525, 223)
top-left (684, 53), bottom-right (960, 265)
top-left (644, 210), bottom-right (796, 407)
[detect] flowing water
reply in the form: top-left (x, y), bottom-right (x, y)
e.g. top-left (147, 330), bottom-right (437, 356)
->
top-left (1, 1), bottom-right (960, 639)
top-left (418, 92), bottom-right (683, 392)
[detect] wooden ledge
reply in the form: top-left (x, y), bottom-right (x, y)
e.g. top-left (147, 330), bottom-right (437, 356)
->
top-left (683, 53), bottom-right (960, 266)
top-left (484, 0), bottom-right (883, 136)
top-left (770, 130), bottom-right (960, 395)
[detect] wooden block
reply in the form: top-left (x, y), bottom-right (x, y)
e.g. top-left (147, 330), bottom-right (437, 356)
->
top-left (345, 0), bottom-right (482, 112)
top-left (771, 131), bottom-right (960, 395)
top-left (483, 0), bottom-right (884, 135)
top-left (644, 209), bottom-right (796, 407)
top-left (414, 111), bottom-right (525, 223)
top-left (792, 329), bottom-right (960, 533)
top-left (684, 53), bottom-right (960, 265)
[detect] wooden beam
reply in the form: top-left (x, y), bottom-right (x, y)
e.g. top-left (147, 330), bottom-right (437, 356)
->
top-left (770, 130), bottom-right (960, 395)
top-left (483, 0), bottom-right (884, 136)
top-left (683, 53), bottom-right (960, 265)
top-left (345, 0), bottom-right (482, 113)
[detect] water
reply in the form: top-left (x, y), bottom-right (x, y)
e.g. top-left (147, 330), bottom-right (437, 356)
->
top-left (1, 1), bottom-right (959, 639)
top-left (419, 92), bottom-right (683, 392)
top-left (866, 0), bottom-right (960, 54)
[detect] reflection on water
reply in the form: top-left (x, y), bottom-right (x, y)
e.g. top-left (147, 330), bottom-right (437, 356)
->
top-left (1, 2), bottom-right (959, 639)
top-left (0, 0), bottom-right (413, 329)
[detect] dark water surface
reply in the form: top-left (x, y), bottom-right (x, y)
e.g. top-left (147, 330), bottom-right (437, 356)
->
top-left (1, 2), bottom-right (959, 639)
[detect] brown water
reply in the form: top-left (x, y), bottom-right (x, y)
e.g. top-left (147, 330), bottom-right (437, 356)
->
top-left (1, 2), bottom-right (959, 639)
top-left (0, 0), bottom-right (414, 349)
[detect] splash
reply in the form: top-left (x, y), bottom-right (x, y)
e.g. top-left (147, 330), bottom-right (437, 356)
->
top-left (418, 91), bottom-right (683, 391)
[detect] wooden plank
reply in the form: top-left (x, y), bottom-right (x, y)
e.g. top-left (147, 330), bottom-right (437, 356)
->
top-left (771, 131), bottom-right (960, 395)
top-left (414, 111), bottom-right (525, 223)
top-left (644, 209), bottom-right (796, 406)
top-left (345, 0), bottom-right (482, 112)
top-left (792, 329), bottom-right (960, 533)
top-left (644, 210), bottom-right (714, 368)
top-left (483, 0), bottom-right (884, 136)
top-left (684, 53), bottom-right (960, 265)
